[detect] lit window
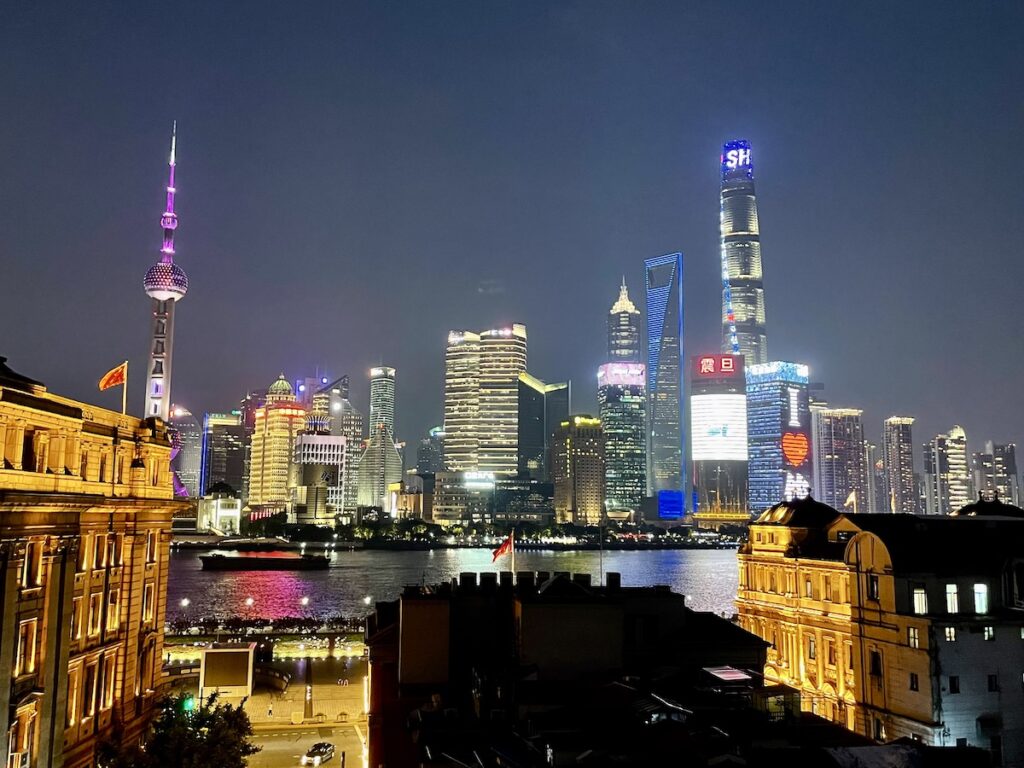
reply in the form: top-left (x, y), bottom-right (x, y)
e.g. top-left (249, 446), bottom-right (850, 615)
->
top-left (984, 626), bottom-right (995, 641)
top-left (974, 583), bottom-right (989, 614)
top-left (808, 637), bottom-right (816, 660)
top-left (948, 675), bottom-right (960, 694)
top-left (868, 575), bottom-right (880, 601)
top-left (20, 540), bottom-right (43, 588)
top-left (945, 626), bottom-right (957, 642)
top-left (945, 584), bottom-right (959, 613)
top-left (912, 587), bottom-right (928, 615)
top-left (82, 662), bottom-right (97, 718)
top-left (106, 590), bottom-right (120, 631)
top-left (14, 619), bottom-right (37, 676)
top-left (143, 583), bottom-right (154, 622)
top-left (93, 534), bottom-right (107, 569)
top-left (88, 592), bottom-right (102, 636)
top-left (909, 672), bottom-right (919, 691)
top-left (908, 627), bottom-right (920, 649)
top-left (805, 578), bottom-right (813, 598)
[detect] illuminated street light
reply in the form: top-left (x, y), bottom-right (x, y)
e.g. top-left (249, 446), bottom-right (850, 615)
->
top-left (244, 596), bottom-right (254, 607)
top-left (300, 596), bottom-right (310, 606)
top-left (180, 598), bottom-right (190, 608)
top-left (363, 595), bottom-right (372, 606)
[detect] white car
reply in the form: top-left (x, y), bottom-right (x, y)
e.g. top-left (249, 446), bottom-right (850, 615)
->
top-left (301, 742), bottom-right (336, 765)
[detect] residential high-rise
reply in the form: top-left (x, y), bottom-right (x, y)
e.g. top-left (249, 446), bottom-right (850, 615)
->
top-left (551, 416), bottom-right (606, 525)
top-left (865, 442), bottom-right (884, 514)
top-left (923, 425), bottom-right (970, 515)
top-left (315, 376), bottom-right (364, 512)
top-left (517, 373), bottom-right (570, 481)
top-left (720, 139), bottom-right (767, 365)
top-left (247, 375), bottom-right (306, 512)
top-left (811, 407), bottom-right (869, 512)
top-left (200, 411), bottom-right (246, 495)
top-left (0, 357), bottom-right (176, 768)
top-left (882, 416), bottom-right (916, 513)
top-left (972, 441), bottom-right (1019, 505)
top-left (598, 362), bottom-right (646, 517)
top-left (168, 405), bottom-right (202, 497)
top-left (746, 362), bottom-right (812, 512)
top-left (608, 277), bottom-right (641, 362)
top-left (443, 324), bottom-right (527, 476)
top-left (143, 124), bottom-right (188, 421)
top-left (369, 366), bottom-right (397, 438)
top-left (645, 253), bottom-right (684, 503)
top-left (689, 354), bottom-right (748, 520)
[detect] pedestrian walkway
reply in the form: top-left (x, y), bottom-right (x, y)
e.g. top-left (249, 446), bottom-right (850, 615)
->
top-left (247, 656), bottom-right (366, 727)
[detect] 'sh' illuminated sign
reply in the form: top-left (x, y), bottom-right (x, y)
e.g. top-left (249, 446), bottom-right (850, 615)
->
top-left (724, 148), bottom-right (751, 169)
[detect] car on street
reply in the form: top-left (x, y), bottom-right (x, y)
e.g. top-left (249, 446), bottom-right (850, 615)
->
top-left (300, 742), bottom-right (336, 765)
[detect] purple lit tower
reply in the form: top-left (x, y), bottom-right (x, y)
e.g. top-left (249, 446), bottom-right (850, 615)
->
top-left (143, 123), bottom-right (188, 422)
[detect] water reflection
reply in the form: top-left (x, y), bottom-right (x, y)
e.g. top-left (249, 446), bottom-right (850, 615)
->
top-left (167, 547), bottom-right (739, 620)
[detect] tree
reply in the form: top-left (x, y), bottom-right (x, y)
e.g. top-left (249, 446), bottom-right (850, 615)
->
top-left (99, 692), bottom-right (260, 768)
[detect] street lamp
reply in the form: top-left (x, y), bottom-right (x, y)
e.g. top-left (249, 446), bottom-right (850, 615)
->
top-left (300, 596), bottom-right (310, 607)
top-left (180, 597), bottom-right (190, 608)
top-left (363, 595), bottom-right (372, 606)
top-left (245, 596), bottom-right (254, 607)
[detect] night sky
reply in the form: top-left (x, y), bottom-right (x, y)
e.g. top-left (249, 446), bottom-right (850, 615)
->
top-left (3, 1), bottom-right (1023, 460)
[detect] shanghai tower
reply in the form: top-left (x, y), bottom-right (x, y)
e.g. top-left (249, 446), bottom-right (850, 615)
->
top-left (720, 139), bottom-right (767, 365)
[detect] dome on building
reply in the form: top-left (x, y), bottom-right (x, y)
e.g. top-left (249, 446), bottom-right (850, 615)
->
top-left (754, 495), bottom-right (842, 527)
top-left (267, 374), bottom-right (294, 397)
top-left (143, 260), bottom-right (189, 301)
top-left (950, 493), bottom-right (1024, 519)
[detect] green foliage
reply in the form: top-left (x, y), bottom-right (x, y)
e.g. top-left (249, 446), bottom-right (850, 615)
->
top-left (99, 692), bottom-right (260, 768)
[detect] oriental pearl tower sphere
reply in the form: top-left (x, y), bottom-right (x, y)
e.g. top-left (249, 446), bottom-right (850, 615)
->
top-left (143, 123), bottom-right (188, 423)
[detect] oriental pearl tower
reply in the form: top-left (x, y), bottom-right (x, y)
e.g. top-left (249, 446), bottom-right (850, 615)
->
top-left (143, 123), bottom-right (188, 422)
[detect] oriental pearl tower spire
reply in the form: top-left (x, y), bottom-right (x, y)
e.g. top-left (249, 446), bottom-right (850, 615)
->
top-left (143, 123), bottom-right (188, 421)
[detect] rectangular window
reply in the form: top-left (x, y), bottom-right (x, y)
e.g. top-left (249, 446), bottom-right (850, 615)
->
top-left (106, 590), bottom-right (120, 631)
top-left (825, 578), bottom-right (833, 602)
top-left (827, 641), bottom-right (836, 666)
top-left (20, 541), bottom-right (43, 588)
top-left (93, 534), bottom-right (107, 569)
top-left (945, 626), bottom-right (957, 642)
top-left (847, 643), bottom-right (854, 671)
top-left (88, 592), bottom-right (102, 636)
top-left (870, 650), bottom-right (883, 676)
top-left (984, 626), bottom-right (995, 641)
top-left (912, 587), bottom-right (928, 614)
top-left (103, 655), bottom-right (116, 708)
top-left (808, 637), bottom-right (817, 660)
top-left (974, 583), bottom-right (989, 614)
top-left (988, 674), bottom-right (999, 692)
top-left (946, 584), bottom-right (959, 613)
top-left (67, 667), bottom-right (80, 726)
top-left (868, 574), bottom-right (880, 601)
top-left (948, 675), bottom-right (960, 694)
top-left (909, 672), bottom-right (919, 691)
top-left (145, 531), bottom-right (157, 564)
top-left (82, 662), bottom-right (97, 718)
top-left (143, 583), bottom-right (154, 622)
top-left (908, 627), bottom-right (920, 649)
top-left (77, 534), bottom-right (91, 573)
top-left (14, 620), bottom-right (37, 676)
top-left (805, 578), bottom-right (813, 598)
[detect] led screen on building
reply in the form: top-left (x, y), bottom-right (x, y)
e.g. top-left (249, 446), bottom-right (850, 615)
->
top-left (691, 394), bottom-right (748, 461)
top-left (597, 362), bottom-right (646, 388)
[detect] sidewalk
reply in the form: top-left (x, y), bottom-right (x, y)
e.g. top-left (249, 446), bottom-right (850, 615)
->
top-left (247, 656), bottom-right (366, 727)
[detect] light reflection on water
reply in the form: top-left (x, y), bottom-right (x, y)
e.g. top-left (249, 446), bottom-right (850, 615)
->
top-left (166, 547), bottom-right (739, 620)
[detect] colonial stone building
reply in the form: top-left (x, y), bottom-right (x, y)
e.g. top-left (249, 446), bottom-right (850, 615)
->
top-left (0, 358), bottom-right (179, 768)
top-left (737, 494), bottom-right (1024, 766)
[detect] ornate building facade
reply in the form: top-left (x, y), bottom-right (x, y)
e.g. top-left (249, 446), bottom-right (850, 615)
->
top-left (0, 358), bottom-right (179, 768)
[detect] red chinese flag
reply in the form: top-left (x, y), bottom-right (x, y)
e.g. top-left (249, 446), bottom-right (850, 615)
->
top-left (98, 362), bottom-right (127, 391)
top-left (492, 532), bottom-right (514, 563)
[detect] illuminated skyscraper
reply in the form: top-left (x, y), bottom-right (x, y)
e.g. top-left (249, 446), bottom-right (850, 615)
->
top-left (143, 124), bottom-right (188, 420)
top-left (923, 426), bottom-right (970, 515)
top-left (608, 278), bottom-right (641, 362)
top-left (369, 366), bottom-right (397, 438)
top-left (746, 362), bottom-right (812, 511)
top-left (200, 411), bottom-right (246, 495)
top-left (598, 363), bottom-right (646, 516)
top-left (645, 253), bottom-right (684, 501)
top-left (720, 139), bottom-right (767, 365)
top-left (442, 324), bottom-right (527, 476)
top-left (416, 427), bottom-right (445, 474)
top-left (314, 376), bottom-right (363, 512)
top-left (247, 375), bottom-right (306, 512)
top-left (517, 373), bottom-right (570, 480)
top-left (168, 405), bottom-right (202, 497)
top-left (811, 407), bottom-right (869, 512)
top-left (690, 355), bottom-right (747, 518)
top-left (972, 441), bottom-right (1019, 506)
top-left (552, 416), bottom-right (605, 525)
top-left (882, 416), bottom-right (916, 513)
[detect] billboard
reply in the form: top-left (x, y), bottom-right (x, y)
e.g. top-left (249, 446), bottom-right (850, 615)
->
top-left (691, 394), bottom-right (747, 461)
top-left (692, 354), bottom-right (744, 380)
top-left (597, 362), bottom-right (646, 388)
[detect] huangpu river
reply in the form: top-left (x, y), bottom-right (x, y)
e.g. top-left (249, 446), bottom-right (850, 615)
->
top-left (166, 547), bottom-right (739, 621)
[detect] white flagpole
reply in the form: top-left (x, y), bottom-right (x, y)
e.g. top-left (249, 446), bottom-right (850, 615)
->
top-left (510, 529), bottom-right (516, 575)
top-left (121, 360), bottom-right (128, 416)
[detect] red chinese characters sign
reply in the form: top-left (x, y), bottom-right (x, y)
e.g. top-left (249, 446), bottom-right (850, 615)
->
top-left (692, 354), bottom-right (744, 379)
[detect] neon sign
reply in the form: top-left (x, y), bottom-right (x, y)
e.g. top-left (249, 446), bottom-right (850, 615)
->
top-left (724, 148), bottom-right (751, 169)
top-left (692, 354), bottom-right (743, 378)
top-left (781, 431), bottom-right (809, 467)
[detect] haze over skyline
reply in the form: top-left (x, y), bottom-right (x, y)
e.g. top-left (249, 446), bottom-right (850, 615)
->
top-left (3, 1), bottom-right (1023, 456)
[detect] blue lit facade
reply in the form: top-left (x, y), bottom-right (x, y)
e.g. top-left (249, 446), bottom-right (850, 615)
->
top-left (746, 361), bottom-right (812, 512)
top-left (720, 139), bottom-right (768, 366)
top-left (644, 252), bottom-right (684, 504)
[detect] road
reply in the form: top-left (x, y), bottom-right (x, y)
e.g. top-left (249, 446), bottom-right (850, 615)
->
top-left (249, 724), bottom-right (363, 768)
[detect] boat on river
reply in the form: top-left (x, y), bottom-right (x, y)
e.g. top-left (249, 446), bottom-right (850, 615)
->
top-left (199, 552), bottom-right (330, 571)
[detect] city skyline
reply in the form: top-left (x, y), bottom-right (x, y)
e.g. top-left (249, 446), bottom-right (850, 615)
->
top-left (3, 2), bottom-right (1023, 464)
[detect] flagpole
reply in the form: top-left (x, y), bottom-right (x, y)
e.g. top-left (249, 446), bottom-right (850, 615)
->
top-left (510, 528), bottom-right (515, 575)
top-left (121, 360), bottom-right (128, 416)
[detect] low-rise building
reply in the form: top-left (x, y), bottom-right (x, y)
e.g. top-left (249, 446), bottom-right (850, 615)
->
top-left (0, 358), bottom-right (180, 768)
top-left (737, 494), bottom-right (1024, 764)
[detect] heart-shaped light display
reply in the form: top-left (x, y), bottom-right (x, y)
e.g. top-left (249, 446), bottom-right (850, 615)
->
top-left (782, 432), bottom-right (809, 467)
